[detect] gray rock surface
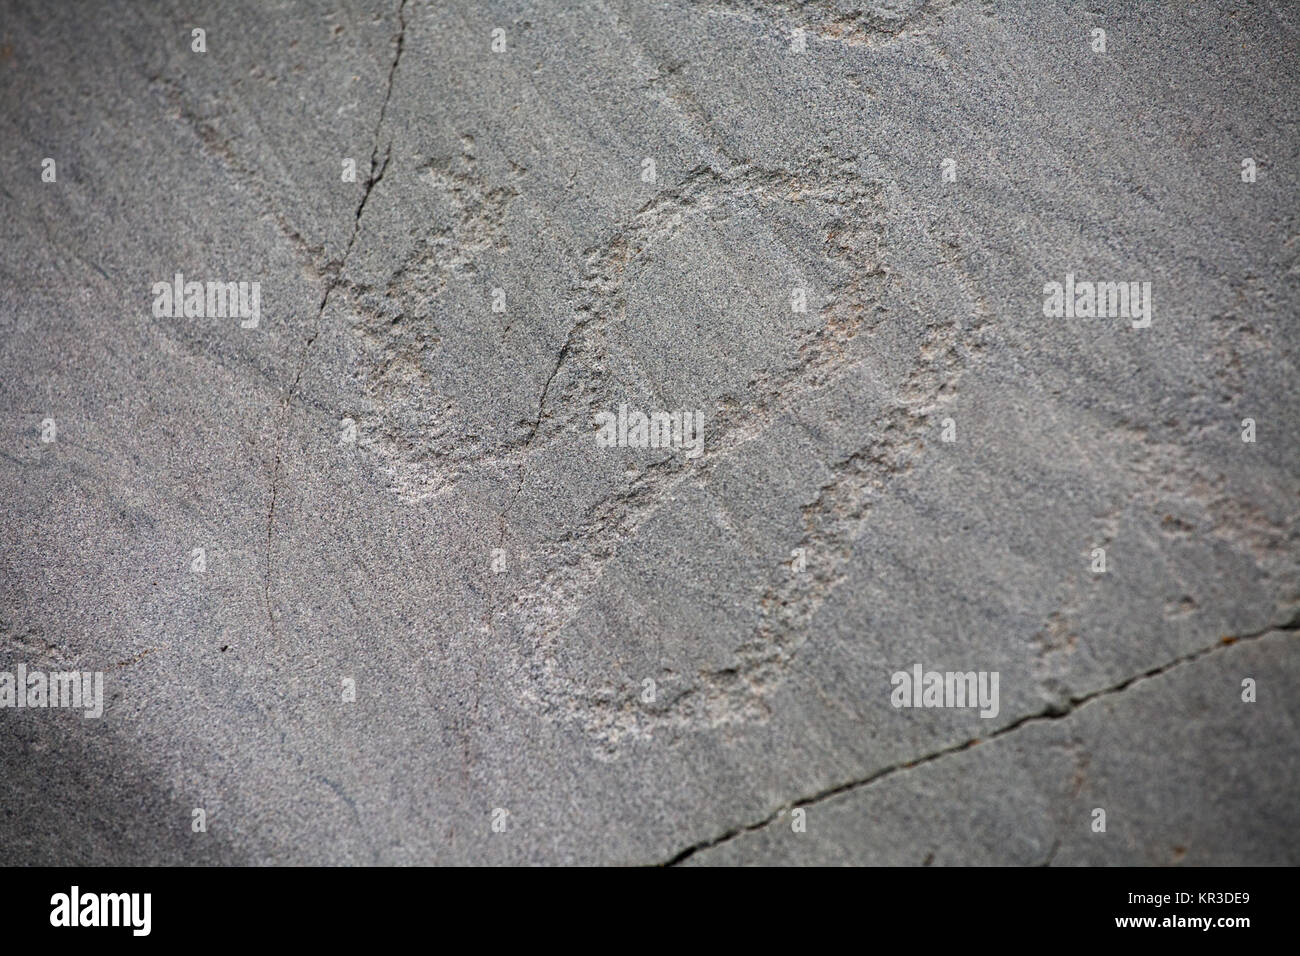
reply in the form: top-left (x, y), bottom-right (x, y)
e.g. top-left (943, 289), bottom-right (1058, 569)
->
top-left (1, 0), bottom-right (1297, 865)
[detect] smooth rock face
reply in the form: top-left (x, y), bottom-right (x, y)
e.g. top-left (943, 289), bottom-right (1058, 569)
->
top-left (0, 0), bottom-right (1296, 866)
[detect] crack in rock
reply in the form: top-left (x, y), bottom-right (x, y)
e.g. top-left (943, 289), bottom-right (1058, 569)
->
top-left (1033, 423), bottom-right (1299, 705)
top-left (661, 623), bottom-right (1297, 865)
top-left (263, 0), bottom-right (408, 636)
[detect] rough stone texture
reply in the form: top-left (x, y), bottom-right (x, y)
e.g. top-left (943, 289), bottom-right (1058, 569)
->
top-left (0, 0), bottom-right (1297, 865)
top-left (683, 631), bottom-right (1300, 865)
